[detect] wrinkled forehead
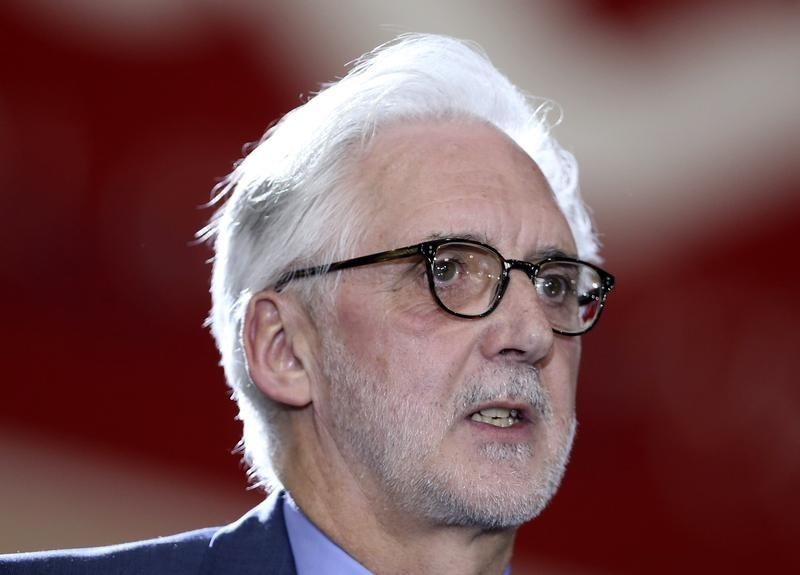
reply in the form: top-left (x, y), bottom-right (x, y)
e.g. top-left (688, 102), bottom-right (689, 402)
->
top-left (348, 120), bottom-right (576, 257)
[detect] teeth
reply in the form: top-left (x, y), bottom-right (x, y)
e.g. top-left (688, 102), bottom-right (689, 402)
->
top-left (470, 408), bottom-right (521, 428)
top-left (478, 408), bottom-right (516, 418)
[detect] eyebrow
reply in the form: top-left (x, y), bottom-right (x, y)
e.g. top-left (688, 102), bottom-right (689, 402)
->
top-left (425, 231), bottom-right (489, 244)
top-left (424, 232), bottom-right (578, 261)
top-left (531, 245), bottom-right (578, 261)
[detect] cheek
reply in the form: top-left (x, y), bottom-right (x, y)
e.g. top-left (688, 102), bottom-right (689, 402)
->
top-left (384, 271), bottom-right (455, 335)
top-left (334, 284), bottom-right (471, 398)
top-left (332, 282), bottom-right (425, 377)
top-left (337, 272), bottom-right (460, 349)
top-left (547, 338), bottom-right (581, 414)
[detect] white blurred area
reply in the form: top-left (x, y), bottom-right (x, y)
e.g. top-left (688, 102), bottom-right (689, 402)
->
top-left (10, 0), bottom-right (800, 263)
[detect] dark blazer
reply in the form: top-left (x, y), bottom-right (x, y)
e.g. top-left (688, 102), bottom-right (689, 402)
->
top-left (0, 491), bottom-right (297, 575)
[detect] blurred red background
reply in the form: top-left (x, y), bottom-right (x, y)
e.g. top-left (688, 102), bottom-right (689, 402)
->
top-left (1, 1), bottom-right (798, 573)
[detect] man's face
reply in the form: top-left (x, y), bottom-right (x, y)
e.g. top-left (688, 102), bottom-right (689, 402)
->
top-left (313, 120), bottom-right (581, 530)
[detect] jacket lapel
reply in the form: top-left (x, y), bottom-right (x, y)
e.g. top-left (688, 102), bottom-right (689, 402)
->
top-left (200, 490), bottom-right (297, 575)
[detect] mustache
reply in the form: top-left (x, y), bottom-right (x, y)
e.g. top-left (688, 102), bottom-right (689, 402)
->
top-left (454, 365), bottom-right (552, 420)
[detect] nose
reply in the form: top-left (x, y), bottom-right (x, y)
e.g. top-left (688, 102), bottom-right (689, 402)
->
top-left (478, 269), bottom-right (555, 366)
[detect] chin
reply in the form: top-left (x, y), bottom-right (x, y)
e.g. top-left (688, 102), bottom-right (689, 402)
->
top-left (408, 473), bottom-right (562, 530)
top-left (404, 420), bottom-right (577, 530)
top-left (395, 451), bottom-right (570, 530)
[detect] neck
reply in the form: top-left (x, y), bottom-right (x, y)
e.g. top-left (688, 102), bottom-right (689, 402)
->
top-left (281, 441), bottom-right (516, 575)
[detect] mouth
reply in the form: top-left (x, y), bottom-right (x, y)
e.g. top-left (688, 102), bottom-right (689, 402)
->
top-left (468, 405), bottom-right (527, 428)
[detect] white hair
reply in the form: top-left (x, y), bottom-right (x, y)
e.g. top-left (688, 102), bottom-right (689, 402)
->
top-left (199, 33), bottom-right (600, 489)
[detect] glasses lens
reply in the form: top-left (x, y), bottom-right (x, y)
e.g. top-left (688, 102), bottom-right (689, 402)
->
top-left (536, 261), bottom-right (604, 333)
top-left (431, 242), bottom-right (503, 316)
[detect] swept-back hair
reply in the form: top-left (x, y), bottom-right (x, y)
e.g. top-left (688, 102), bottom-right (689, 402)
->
top-left (200, 33), bottom-right (600, 489)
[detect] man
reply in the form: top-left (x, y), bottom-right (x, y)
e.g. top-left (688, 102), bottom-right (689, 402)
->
top-left (1, 33), bottom-right (614, 574)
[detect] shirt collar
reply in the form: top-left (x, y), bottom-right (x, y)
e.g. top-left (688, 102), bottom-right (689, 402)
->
top-left (283, 494), bottom-right (372, 575)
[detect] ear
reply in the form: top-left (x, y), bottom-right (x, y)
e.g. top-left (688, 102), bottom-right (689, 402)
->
top-left (242, 290), bottom-right (313, 408)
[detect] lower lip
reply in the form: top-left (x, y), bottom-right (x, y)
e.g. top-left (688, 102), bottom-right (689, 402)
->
top-left (465, 417), bottom-right (535, 441)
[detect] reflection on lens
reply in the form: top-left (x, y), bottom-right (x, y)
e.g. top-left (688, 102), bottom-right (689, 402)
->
top-left (433, 243), bottom-right (502, 316)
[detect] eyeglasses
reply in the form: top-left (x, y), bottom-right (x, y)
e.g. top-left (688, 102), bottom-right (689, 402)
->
top-left (275, 238), bottom-right (615, 335)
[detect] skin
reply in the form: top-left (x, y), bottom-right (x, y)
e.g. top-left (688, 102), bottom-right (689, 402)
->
top-left (244, 120), bottom-right (581, 575)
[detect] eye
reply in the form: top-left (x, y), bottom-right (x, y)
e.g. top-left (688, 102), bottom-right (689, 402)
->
top-left (432, 259), bottom-right (462, 284)
top-left (536, 274), bottom-right (571, 303)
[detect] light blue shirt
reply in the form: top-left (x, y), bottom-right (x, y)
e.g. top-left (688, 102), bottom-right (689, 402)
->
top-left (283, 494), bottom-right (511, 575)
top-left (283, 495), bottom-right (372, 575)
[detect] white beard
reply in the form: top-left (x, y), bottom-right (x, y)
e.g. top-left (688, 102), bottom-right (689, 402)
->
top-left (321, 330), bottom-right (576, 530)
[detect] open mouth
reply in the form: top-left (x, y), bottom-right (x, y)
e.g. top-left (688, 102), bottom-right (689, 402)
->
top-left (469, 407), bottom-right (523, 428)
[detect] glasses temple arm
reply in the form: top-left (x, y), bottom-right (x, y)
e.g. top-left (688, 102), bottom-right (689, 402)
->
top-left (274, 245), bottom-right (422, 290)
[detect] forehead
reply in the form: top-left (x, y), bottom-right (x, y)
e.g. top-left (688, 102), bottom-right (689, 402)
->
top-left (353, 120), bottom-right (576, 257)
